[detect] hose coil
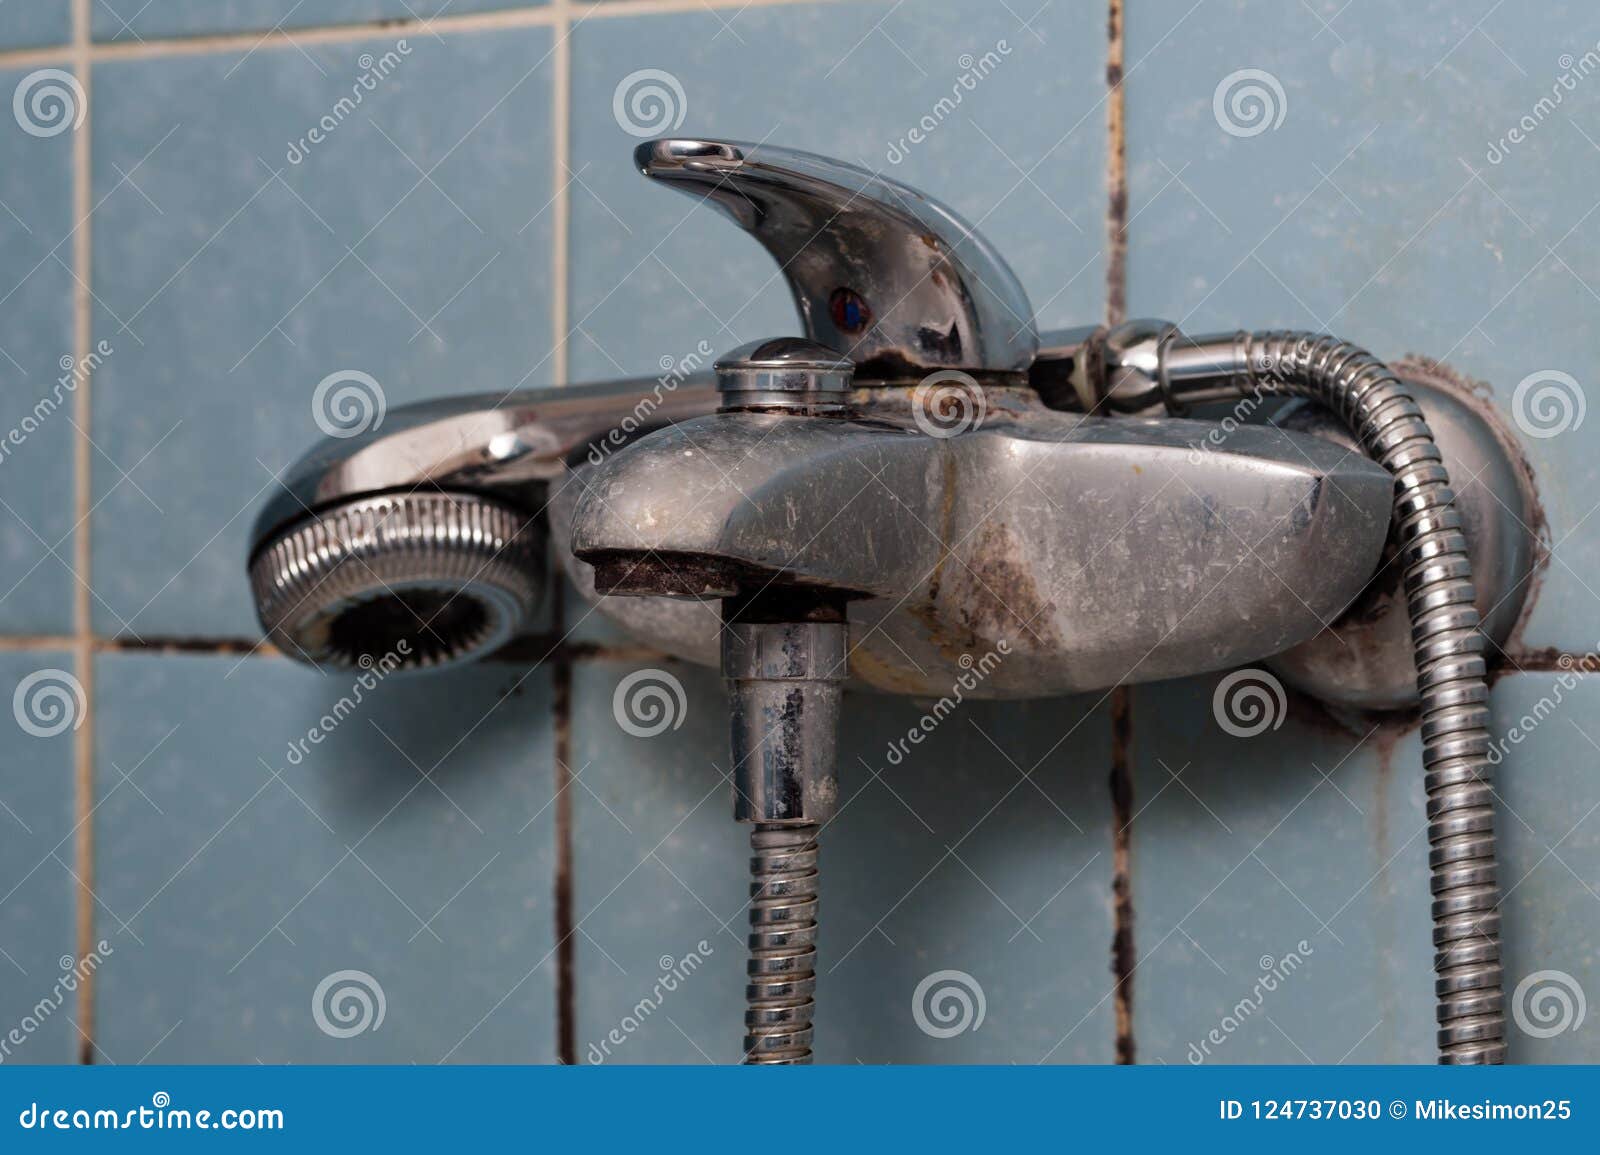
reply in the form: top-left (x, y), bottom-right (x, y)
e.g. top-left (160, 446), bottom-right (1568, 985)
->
top-left (1241, 331), bottom-right (1505, 1064)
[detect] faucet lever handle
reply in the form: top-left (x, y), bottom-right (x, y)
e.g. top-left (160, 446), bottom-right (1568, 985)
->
top-left (636, 138), bottom-right (1038, 380)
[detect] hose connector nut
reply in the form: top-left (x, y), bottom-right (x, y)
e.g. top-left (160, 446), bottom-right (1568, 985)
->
top-left (723, 612), bottom-right (847, 826)
top-left (1102, 319), bottom-right (1178, 413)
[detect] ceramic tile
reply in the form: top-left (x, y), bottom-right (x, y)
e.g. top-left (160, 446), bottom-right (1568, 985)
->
top-left (92, 652), bottom-right (557, 1062)
top-left (87, 30), bottom-right (555, 636)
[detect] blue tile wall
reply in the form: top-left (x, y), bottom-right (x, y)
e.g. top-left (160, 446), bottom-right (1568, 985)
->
top-left (0, 1), bottom-right (70, 50)
top-left (0, 653), bottom-right (80, 1064)
top-left (566, 660), bottom-right (743, 1065)
top-left (570, 660), bottom-right (1113, 1064)
top-left (1491, 671), bottom-right (1600, 1064)
top-left (3, 0), bottom-right (1595, 1068)
top-left (1125, 0), bottom-right (1600, 651)
top-left (1121, 0), bottom-right (1600, 1065)
top-left (0, 66), bottom-right (77, 635)
top-left (567, 0), bottom-right (1105, 381)
top-left (92, 653), bottom-right (555, 1062)
top-left (88, 28), bottom-right (555, 637)
top-left (1130, 673), bottom-right (1434, 1064)
top-left (1133, 667), bottom-right (1600, 1065)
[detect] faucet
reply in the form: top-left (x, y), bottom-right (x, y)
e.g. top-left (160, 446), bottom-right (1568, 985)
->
top-left (248, 138), bottom-right (1539, 1065)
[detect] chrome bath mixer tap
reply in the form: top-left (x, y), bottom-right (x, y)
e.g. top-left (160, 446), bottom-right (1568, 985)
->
top-left (249, 138), bottom-right (1538, 1064)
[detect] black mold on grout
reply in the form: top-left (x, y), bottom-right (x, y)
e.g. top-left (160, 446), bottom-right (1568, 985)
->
top-left (492, 635), bottom-right (672, 665)
top-left (1109, 687), bottom-right (1136, 1065)
top-left (550, 582), bottom-right (578, 1066)
top-left (0, 632), bottom-right (673, 664)
top-left (47, 633), bottom-right (1600, 674)
top-left (96, 636), bottom-right (267, 655)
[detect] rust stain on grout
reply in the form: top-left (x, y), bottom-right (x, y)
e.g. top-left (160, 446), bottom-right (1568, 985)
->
top-left (1493, 649), bottom-right (1600, 676)
top-left (1104, 0), bottom-right (1128, 327)
top-left (1104, 0), bottom-right (1137, 1067)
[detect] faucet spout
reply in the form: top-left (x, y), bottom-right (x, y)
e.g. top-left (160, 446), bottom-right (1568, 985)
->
top-left (637, 138), bottom-right (1038, 380)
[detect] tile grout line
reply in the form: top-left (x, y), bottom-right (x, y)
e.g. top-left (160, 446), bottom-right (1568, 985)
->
top-left (3, 631), bottom-right (1596, 672)
top-left (1103, 0), bottom-right (1128, 330)
top-left (0, 0), bottom-right (856, 68)
top-left (68, 0), bottom-right (97, 1068)
top-left (0, 633), bottom-right (687, 664)
top-left (552, 652), bottom-right (577, 1064)
top-left (549, 583), bottom-right (578, 1065)
top-left (550, 0), bottom-right (577, 1067)
top-left (1104, 0), bottom-right (1137, 1068)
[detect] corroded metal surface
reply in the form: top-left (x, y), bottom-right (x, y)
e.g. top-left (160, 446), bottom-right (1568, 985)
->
top-left (566, 386), bottom-right (1393, 697)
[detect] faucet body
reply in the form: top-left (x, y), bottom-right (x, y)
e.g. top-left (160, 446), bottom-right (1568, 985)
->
top-left (248, 138), bottom-right (1541, 1064)
top-left (566, 385), bottom-right (1391, 696)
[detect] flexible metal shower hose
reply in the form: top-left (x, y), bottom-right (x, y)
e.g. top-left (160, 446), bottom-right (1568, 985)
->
top-left (1239, 331), bottom-right (1506, 1064)
top-left (744, 824), bottom-right (821, 1064)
